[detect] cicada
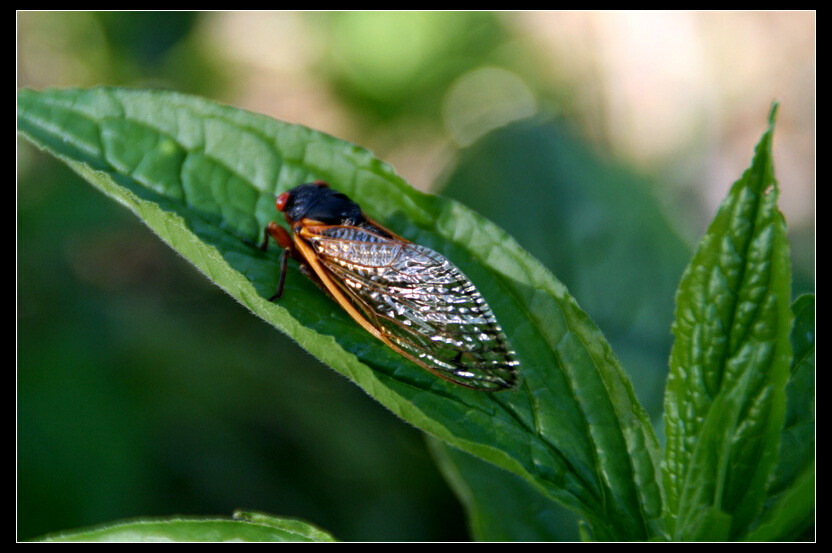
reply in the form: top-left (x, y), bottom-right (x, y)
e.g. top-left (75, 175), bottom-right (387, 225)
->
top-left (261, 181), bottom-right (519, 391)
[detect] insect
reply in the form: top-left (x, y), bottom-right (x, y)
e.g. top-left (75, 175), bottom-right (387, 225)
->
top-left (261, 181), bottom-right (519, 391)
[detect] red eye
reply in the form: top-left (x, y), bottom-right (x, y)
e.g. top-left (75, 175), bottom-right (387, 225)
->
top-left (275, 192), bottom-right (290, 212)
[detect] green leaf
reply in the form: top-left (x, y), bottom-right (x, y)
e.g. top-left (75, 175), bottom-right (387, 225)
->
top-left (34, 511), bottom-right (337, 542)
top-left (662, 103), bottom-right (793, 540)
top-left (745, 459), bottom-right (814, 541)
top-left (772, 294), bottom-right (815, 493)
top-left (747, 293), bottom-right (815, 541)
top-left (18, 87), bottom-right (663, 540)
top-left (428, 437), bottom-right (581, 541)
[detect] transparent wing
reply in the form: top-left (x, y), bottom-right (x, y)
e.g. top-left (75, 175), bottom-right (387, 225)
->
top-left (306, 225), bottom-right (519, 390)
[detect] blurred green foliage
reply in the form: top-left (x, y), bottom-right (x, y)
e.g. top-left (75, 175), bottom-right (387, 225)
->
top-left (17, 11), bottom-right (222, 94)
top-left (314, 12), bottom-right (510, 122)
top-left (95, 11), bottom-right (199, 66)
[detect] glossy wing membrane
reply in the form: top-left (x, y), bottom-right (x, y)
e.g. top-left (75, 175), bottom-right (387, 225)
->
top-left (304, 224), bottom-right (519, 390)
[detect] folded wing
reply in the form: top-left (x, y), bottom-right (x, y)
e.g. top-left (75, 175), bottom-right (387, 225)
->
top-left (306, 224), bottom-right (519, 390)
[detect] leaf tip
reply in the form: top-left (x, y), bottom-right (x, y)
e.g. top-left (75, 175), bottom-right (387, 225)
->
top-left (768, 100), bottom-right (780, 127)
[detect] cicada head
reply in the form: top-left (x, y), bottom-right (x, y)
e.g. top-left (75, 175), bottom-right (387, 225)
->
top-left (277, 181), bottom-right (365, 226)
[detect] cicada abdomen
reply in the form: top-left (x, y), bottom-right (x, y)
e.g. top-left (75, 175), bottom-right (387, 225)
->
top-left (261, 181), bottom-right (519, 391)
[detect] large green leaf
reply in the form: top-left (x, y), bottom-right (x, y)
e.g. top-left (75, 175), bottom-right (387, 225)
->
top-left (17, 87), bottom-right (663, 540)
top-left (662, 103), bottom-right (794, 540)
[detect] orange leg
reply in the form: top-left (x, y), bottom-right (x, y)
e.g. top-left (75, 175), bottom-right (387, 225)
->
top-left (260, 221), bottom-right (293, 251)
